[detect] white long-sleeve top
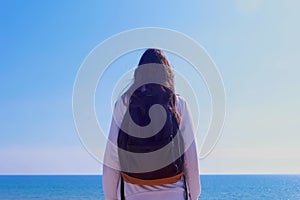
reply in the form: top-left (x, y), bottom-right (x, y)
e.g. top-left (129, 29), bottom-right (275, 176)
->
top-left (103, 95), bottom-right (201, 200)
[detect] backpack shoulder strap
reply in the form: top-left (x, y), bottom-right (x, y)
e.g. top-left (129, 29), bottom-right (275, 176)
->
top-left (183, 174), bottom-right (188, 200)
top-left (120, 175), bottom-right (125, 200)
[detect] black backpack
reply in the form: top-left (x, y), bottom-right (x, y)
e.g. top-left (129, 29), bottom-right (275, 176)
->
top-left (117, 84), bottom-right (185, 187)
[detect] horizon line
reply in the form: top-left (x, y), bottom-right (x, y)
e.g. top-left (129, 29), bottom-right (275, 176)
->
top-left (1, 173), bottom-right (300, 176)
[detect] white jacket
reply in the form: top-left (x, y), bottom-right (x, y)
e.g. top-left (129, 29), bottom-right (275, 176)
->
top-left (103, 95), bottom-right (201, 200)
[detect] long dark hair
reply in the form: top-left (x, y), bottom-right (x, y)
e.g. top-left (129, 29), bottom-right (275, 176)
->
top-left (122, 49), bottom-right (180, 123)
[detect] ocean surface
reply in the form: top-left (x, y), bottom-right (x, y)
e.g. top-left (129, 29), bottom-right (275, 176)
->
top-left (0, 175), bottom-right (300, 199)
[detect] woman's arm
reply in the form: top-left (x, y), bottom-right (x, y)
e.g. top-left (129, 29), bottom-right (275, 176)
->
top-left (103, 99), bottom-right (125, 200)
top-left (184, 141), bottom-right (201, 200)
top-left (103, 117), bottom-right (121, 200)
top-left (103, 165), bottom-right (120, 200)
top-left (179, 98), bottom-right (201, 200)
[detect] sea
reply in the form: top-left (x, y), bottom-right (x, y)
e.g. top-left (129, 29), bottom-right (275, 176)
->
top-left (0, 175), bottom-right (299, 199)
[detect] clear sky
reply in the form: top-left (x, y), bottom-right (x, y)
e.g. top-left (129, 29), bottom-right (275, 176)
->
top-left (1, 0), bottom-right (299, 174)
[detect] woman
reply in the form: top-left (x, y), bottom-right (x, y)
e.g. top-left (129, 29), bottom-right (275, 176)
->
top-left (103, 49), bottom-right (200, 200)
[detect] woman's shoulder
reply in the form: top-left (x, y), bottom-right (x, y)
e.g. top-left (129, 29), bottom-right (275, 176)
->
top-left (176, 94), bottom-right (188, 115)
top-left (176, 94), bottom-right (187, 104)
top-left (115, 93), bottom-right (134, 109)
top-left (112, 95), bottom-right (128, 125)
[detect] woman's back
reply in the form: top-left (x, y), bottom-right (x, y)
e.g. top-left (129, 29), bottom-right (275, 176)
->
top-left (103, 95), bottom-right (200, 200)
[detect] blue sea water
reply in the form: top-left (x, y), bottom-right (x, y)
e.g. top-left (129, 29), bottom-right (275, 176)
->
top-left (0, 175), bottom-right (299, 199)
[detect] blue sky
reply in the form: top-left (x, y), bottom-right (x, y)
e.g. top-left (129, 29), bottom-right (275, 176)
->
top-left (1, 0), bottom-right (300, 174)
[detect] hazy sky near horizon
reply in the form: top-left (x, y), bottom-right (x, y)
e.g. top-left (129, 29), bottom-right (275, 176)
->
top-left (1, 0), bottom-right (300, 174)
